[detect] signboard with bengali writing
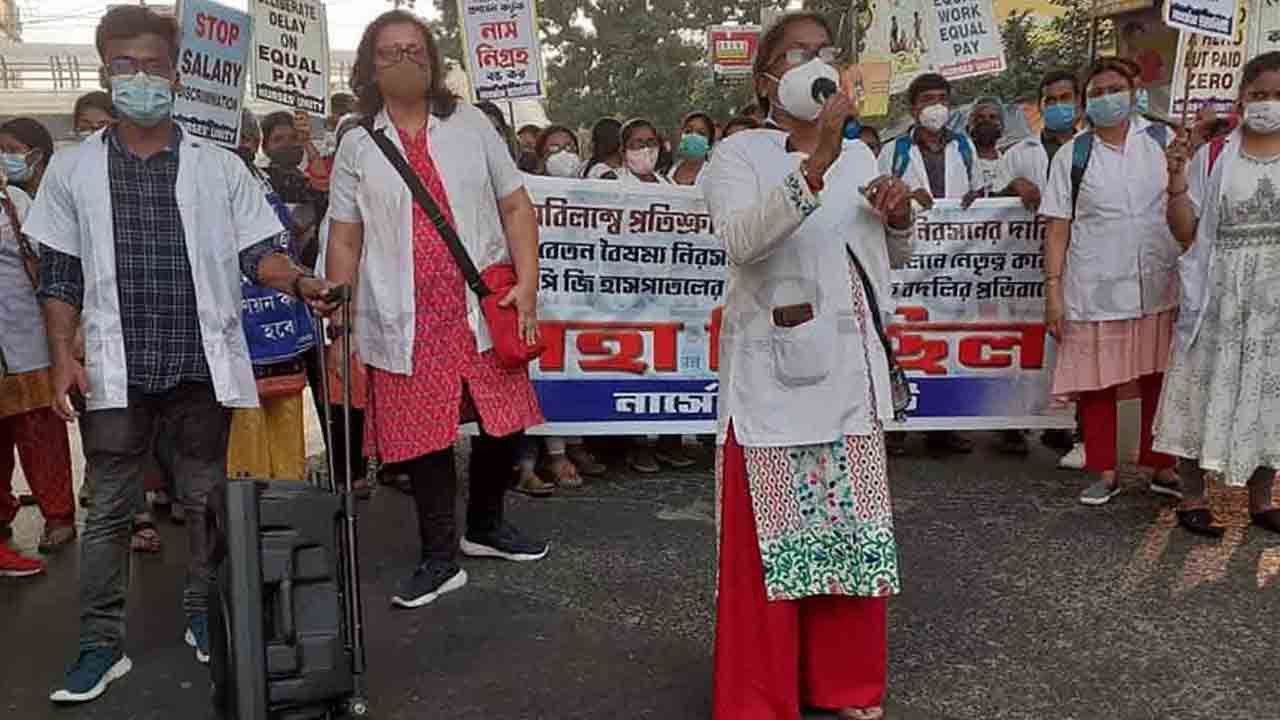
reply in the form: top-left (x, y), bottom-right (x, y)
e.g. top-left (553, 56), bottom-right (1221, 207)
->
top-left (524, 178), bottom-right (1070, 435)
top-left (1165, 0), bottom-right (1240, 39)
top-left (174, 0), bottom-right (250, 147)
top-left (249, 0), bottom-right (330, 115)
top-left (890, 199), bottom-right (1070, 430)
top-left (707, 25), bottom-right (761, 81)
top-left (460, 0), bottom-right (545, 101)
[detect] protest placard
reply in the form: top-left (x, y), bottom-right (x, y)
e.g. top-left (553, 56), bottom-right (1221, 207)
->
top-left (862, 0), bottom-right (930, 94)
top-left (844, 62), bottom-right (893, 118)
top-left (459, 0), bottom-right (544, 101)
top-left (173, 0), bottom-right (250, 146)
top-left (249, 0), bottom-right (329, 115)
top-left (923, 0), bottom-right (1006, 80)
top-left (1248, 0), bottom-right (1280, 54)
top-left (1169, 17), bottom-right (1249, 119)
top-left (523, 176), bottom-right (1069, 435)
top-left (1165, 0), bottom-right (1240, 40)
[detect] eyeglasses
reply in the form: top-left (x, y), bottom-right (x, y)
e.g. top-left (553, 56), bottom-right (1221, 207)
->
top-left (375, 44), bottom-right (430, 67)
top-left (546, 143), bottom-right (576, 155)
top-left (779, 46), bottom-right (842, 66)
top-left (625, 138), bottom-right (660, 150)
top-left (107, 56), bottom-right (173, 77)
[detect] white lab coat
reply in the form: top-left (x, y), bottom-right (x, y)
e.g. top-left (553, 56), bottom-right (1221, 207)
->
top-left (876, 130), bottom-right (974, 199)
top-left (1039, 115), bottom-right (1180, 322)
top-left (1175, 128), bottom-right (1242, 354)
top-left (24, 129), bottom-right (285, 411)
top-left (703, 129), bottom-right (909, 447)
top-left (325, 104), bottom-right (525, 375)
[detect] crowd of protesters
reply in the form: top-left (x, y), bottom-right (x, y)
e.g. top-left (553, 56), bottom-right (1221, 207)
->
top-left (1, 4), bottom-right (1278, 717)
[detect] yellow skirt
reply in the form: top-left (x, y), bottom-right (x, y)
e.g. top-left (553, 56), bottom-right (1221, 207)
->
top-left (226, 392), bottom-right (306, 481)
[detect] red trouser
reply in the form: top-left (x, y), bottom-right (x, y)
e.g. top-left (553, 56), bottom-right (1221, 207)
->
top-left (0, 407), bottom-right (75, 527)
top-left (713, 426), bottom-right (888, 720)
top-left (1078, 373), bottom-right (1175, 474)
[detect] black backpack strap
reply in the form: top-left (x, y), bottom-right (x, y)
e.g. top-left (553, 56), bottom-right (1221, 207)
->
top-left (359, 118), bottom-right (490, 298)
top-left (846, 246), bottom-right (894, 359)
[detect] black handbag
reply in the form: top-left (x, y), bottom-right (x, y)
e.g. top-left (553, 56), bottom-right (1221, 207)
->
top-left (847, 246), bottom-right (913, 420)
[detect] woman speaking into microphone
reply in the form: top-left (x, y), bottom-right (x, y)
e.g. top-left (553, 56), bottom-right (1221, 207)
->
top-left (703, 12), bottom-right (914, 720)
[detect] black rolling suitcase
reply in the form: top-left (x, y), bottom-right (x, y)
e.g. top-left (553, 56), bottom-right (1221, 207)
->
top-left (209, 288), bottom-right (370, 719)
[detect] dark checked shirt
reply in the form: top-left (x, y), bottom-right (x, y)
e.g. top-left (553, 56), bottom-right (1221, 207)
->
top-left (39, 126), bottom-right (280, 395)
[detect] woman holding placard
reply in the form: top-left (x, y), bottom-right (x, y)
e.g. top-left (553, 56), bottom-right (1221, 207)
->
top-left (1157, 51), bottom-right (1280, 537)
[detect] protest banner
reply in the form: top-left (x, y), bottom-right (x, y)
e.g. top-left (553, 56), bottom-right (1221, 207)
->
top-left (923, 0), bottom-right (1007, 80)
top-left (1169, 12), bottom-right (1249, 119)
top-left (459, 0), bottom-right (544, 101)
top-left (173, 0), bottom-right (250, 146)
top-left (891, 198), bottom-right (1070, 431)
top-left (707, 25), bottom-right (761, 82)
top-left (249, 0), bottom-right (329, 115)
top-left (1165, 0), bottom-right (1240, 40)
top-left (524, 177), bottom-right (1070, 435)
top-left (863, 0), bottom-right (930, 94)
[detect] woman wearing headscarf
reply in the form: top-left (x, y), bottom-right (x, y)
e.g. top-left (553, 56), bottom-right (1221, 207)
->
top-left (703, 11), bottom-right (913, 719)
top-left (326, 10), bottom-right (548, 609)
top-left (1157, 51), bottom-right (1280, 536)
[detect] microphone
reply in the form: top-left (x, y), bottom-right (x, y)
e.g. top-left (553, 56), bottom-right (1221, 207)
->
top-left (812, 77), bottom-right (862, 140)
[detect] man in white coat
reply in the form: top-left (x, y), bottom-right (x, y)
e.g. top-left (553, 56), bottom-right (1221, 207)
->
top-left (30, 6), bottom-right (337, 705)
top-left (877, 72), bottom-right (976, 456)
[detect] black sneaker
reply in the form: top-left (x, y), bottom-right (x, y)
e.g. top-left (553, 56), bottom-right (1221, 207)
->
top-left (460, 522), bottom-right (549, 562)
top-left (390, 561), bottom-right (467, 609)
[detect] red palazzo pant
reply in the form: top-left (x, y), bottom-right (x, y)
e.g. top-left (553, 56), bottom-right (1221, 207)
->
top-left (0, 407), bottom-right (75, 528)
top-left (713, 426), bottom-right (888, 720)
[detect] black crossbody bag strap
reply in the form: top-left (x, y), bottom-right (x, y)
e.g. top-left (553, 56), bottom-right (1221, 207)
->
top-left (361, 119), bottom-right (491, 298)
top-left (845, 246), bottom-right (894, 358)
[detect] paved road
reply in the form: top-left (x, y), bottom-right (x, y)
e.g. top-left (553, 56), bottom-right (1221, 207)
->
top-left (2, 434), bottom-right (1278, 720)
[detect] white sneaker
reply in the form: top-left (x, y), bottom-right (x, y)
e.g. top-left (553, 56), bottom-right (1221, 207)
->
top-left (1058, 443), bottom-right (1086, 470)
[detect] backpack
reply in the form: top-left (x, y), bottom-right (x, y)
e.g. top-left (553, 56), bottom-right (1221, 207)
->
top-left (1069, 122), bottom-right (1170, 217)
top-left (891, 131), bottom-right (974, 187)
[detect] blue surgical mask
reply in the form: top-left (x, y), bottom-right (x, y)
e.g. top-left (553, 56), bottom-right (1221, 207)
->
top-left (0, 153), bottom-right (32, 183)
top-left (678, 133), bottom-right (710, 159)
top-left (1043, 103), bottom-right (1077, 132)
top-left (1135, 88), bottom-right (1150, 115)
top-left (111, 72), bottom-right (174, 128)
top-left (1085, 92), bottom-right (1132, 128)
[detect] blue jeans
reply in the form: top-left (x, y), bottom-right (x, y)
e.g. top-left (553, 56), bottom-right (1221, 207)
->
top-left (78, 383), bottom-right (230, 652)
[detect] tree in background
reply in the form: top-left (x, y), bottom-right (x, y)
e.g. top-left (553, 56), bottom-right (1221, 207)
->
top-left (430, 0), bottom-right (1105, 133)
top-left (434, 0), bottom-right (767, 135)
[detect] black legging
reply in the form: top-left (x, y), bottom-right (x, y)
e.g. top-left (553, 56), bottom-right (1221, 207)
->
top-left (398, 431), bottom-right (523, 564)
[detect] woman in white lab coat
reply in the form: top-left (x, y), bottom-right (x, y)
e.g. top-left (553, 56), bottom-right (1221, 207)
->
top-left (702, 12), bottom-right (914, 720)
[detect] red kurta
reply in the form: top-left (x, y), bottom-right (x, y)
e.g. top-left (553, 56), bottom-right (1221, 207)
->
top-left (366, 126), bottom-right (543, 464)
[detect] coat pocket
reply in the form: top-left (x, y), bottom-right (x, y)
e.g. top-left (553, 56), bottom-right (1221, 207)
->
top-left (770, 313), bottom-right (832, 388)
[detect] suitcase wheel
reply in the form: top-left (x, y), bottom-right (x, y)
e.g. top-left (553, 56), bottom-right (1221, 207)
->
top-left (347, 697), bottom-right (370, 717)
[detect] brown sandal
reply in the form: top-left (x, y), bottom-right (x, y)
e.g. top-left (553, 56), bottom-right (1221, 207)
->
top-left (547, 456), bottom-right (583, 488)
top-left (130, 520), bottom-right (162, 553)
